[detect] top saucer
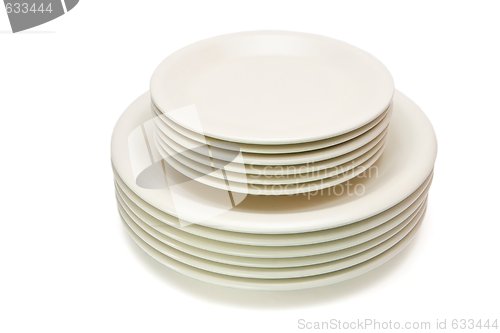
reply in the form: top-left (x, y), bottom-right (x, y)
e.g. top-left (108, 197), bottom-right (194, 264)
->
top-left (150, 31), bottom-right (394, 145)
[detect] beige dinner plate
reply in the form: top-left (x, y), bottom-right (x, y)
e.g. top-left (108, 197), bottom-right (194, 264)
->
top-left (123, 217), bottom-right (420, 290)
top-left (155, 139), bottom-right (385, 195)
top-left (152, 104), bottom-right (390, 154)
top-left (113, 169), bottom-right (432, 246)
top-left (155, 130), bottom-right (386, 185)
top-left (153, 109), bottom-right (391, 166)
top-left (119, 201), bottom-right (424, 279)
top-left (115, 179), bottom-right (428, 258)
top-left (154, 128), bottom-right (388, 176)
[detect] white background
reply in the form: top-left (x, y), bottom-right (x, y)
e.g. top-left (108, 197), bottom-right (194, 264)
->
top-left (1, 1), bottom-right (499, 332)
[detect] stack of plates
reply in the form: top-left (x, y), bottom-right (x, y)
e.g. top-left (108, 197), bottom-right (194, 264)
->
top-left (150, 31), bottom-right (394, 195)
top-left (111, 32), bottom-right (437, 291)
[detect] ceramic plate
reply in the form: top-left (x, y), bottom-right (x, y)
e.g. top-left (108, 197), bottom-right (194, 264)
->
top-left (150, 31), bottom-right (394, 144)
top-left (114, 171), bottom-right (431, 246)
top-left (115, 181), bottom-right (427, 258)
top-left (153, 128), bottom-right (388, 176)
top-left (153, 109), bottom-right (391, 166)
top-left (155, 139), bottom-right (385, 195)
top-left (120, 202), bottom-right (424, 278)
top-left (155, 135), bottom-right (386, 185)
top-left (111, 91), bottom-right (436, 233)
top-left (152, 104), bottom-right (391, 154)
top-left (123, 217), bottom-right (419, 290)
top-left (117, 193), bottom-right (426, 268)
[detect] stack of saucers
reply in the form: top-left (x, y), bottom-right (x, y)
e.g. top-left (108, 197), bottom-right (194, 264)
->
top-left (111, 31), bottom-right (437, 291)
top-left (150, 31), bottom-right (395, 195)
